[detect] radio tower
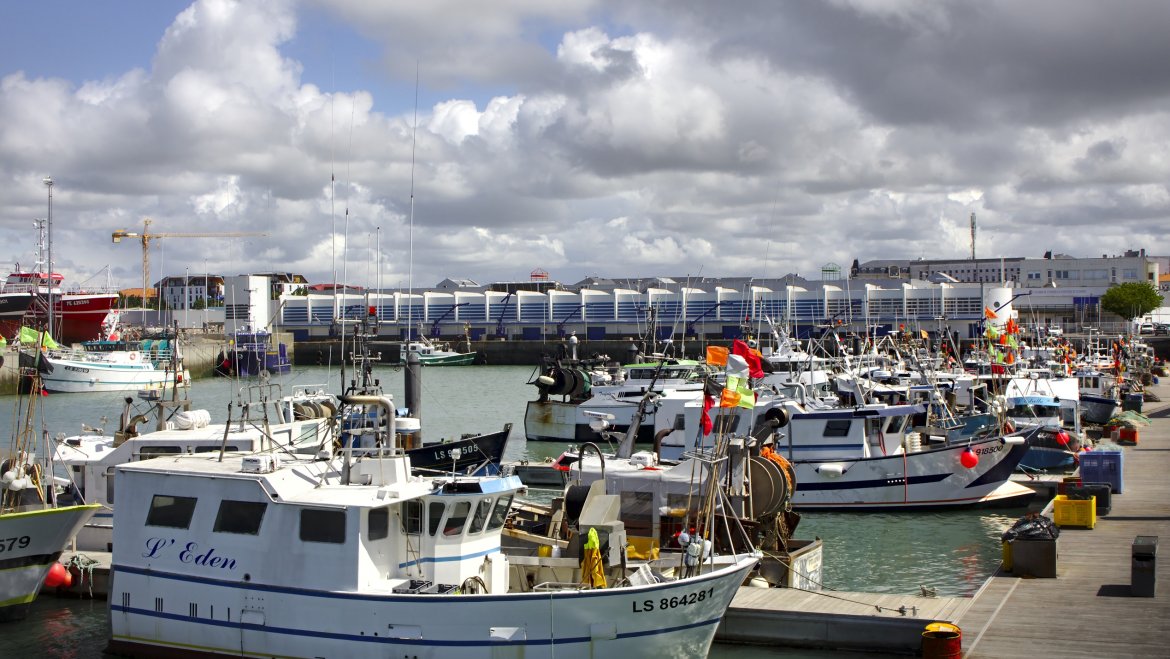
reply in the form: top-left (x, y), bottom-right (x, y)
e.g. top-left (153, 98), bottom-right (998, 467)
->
top-left (969, 212), bottom-right (976, 261)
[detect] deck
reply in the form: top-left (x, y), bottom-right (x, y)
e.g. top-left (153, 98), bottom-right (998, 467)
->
top-left (957, 382), bottom-right (1169, 658)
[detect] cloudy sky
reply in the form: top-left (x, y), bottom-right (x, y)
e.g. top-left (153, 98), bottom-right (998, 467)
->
top-left (1, 0), bottom-right (1168, 291)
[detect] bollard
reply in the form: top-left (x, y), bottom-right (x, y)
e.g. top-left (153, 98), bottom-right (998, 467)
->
top-left (1132, 535), bottom-right (1158, 597)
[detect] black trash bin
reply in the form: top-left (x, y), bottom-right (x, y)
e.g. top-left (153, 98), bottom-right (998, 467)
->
top-left (1132, 535), bottom-right (1157, 597)
top-left (1122, 392), bottom-right (1144, 413)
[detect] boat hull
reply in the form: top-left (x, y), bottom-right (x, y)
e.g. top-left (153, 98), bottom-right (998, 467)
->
top-left (407, 424), bottom-right (512, 475)
top-left (107, 555), bottom-right (757, 658)
top-left (0, 504), bottom-right (100, 622)
top-left (40, 357), bottom-right (185, 393)
top-left (785, 434), bottom-right (1032, 511)
top-left (418, 353), bottom-right (477, 366)
top-left (524, 399), bottom-right (654, 443)
top-left (1080, 394), bottom-right (1119, 426)
top-left (1, 292), bottom-right (120, 344)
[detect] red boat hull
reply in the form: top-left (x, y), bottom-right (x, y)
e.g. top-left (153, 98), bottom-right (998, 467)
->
top-left (0, 293), bottom-right (118, 344)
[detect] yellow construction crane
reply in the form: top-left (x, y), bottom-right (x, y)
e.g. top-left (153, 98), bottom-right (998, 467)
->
top-left (112, 218), bottom-right (267, 308)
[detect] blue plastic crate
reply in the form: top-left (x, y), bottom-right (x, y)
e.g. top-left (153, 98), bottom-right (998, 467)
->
top-left (1079, 451), bottom-right (1123, 494)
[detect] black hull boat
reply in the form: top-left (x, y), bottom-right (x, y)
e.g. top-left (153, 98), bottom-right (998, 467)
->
top-left (406, 423), bottom-right (512, 476)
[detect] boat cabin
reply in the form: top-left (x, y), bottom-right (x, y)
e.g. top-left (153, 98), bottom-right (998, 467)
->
top-left (113, 453), bottom-right (524, 596)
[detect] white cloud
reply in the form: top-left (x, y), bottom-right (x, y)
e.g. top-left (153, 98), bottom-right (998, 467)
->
top-left (0, 0), bottom-right (1167, 290)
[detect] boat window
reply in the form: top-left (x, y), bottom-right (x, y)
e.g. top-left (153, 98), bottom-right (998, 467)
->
top-left (213, 500), bottom-right (267, 535)
top-left (443, 501), bottom-right (472, 536)
top-left (468, 498), bottom-right (492, 534)
top-left (194, 445), bottom-right (240, 453)
top-left (370, 506), bottom-right (390, 540)
top-left (299, 508), bottom-right (346, 544)
top-left (823, 420), bottom-right (851, 437)
top-left (399, 501), bottom-right (421, 536)
top-left (427, 502), bottom-right (445, 536)
top-left (488, 495), bottom-right (513, 530)
top-left (146, 495), bottom-right (198, 529)
top-left (886, 415), bottom-right (906, 434)
top-left (139, 446), bottom-right (182, 458)
top-left (620, 491), bottom-right (654, 523)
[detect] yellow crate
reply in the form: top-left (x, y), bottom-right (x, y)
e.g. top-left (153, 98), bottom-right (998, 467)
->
top-left (1053, 494), bottom-right (1096, 529)
top-left (626, 536), bottom-right (660, 560)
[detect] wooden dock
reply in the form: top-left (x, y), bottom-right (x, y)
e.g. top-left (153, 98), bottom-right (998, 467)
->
top-left (957, 383), bottom-right (1169, 658)
top-left (719, 586), bottom-right (972, 652)
top-left (715, 382), bottom-right (1169, 655)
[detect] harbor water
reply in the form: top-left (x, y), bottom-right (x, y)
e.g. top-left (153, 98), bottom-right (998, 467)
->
top-left (1, 364), bottom-right (1027, 657)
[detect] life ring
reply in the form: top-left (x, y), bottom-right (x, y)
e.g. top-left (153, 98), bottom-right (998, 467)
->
top-left (129, 353), bottom-right (137, 361)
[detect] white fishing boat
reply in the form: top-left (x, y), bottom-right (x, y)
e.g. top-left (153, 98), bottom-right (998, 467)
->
top-left (525, 359), bottom-right (709, 442)
top-left (403, 335), bottom-right (478, 366)
top-left (56, 371), bottom-right (512, 553)
top-left (106, 390), bottom-right (759, 658)
top-left (53, 383), bottom-right (336, 552)
top-left (653, 383), bottom-right (1035, 510)
top-left (1, 369), bottom-right (99, 622)
top-left (40, 337), bottom-right (190, 394)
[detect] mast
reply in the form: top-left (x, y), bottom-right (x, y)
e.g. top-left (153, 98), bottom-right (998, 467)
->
top-left (44, 176), bottom-right (54, 340)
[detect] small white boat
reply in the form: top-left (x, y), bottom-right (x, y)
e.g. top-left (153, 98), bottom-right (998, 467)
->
top-left (40, 337), bottom-right (189, 394)
top-left (403, 336), bottom-right (478, 365)
top-left (107, 393), bottom-right (758, 658)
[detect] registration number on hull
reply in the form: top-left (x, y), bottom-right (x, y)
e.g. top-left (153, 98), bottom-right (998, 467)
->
top-left (632, 587), bottom-right (714, 612)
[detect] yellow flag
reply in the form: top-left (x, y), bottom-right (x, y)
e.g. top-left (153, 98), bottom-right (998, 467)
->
top-left (720, 374), bottom-right (754, 409)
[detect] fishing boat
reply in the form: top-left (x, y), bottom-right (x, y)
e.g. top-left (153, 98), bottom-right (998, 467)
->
top-left (0, 291), bottom-right (34, 337)
top-left (106, 391), bottom-right (759, 658)
top-left (652, 379), bottom-right (1035, 510)
top-left (524, 359), bottom-right (709, 442)
top-left (0, 369), bottom-right (100, 622)
top-left (1, 216), bottom-right (118, 344)
top-left (1004, 369), bottom-right (1086, 471)
top-left (213, 330), bottom-right (291, 377)
top-left (39, 335), bottom-right (190, 394)
top-left (402, 336), bottom-right (478, 366)
top-left (526, 372), bottom-right (815, 588)
top-left (56, 384), bottom-right (512, 552)
top-left (1075, 366), bottom-right (1121, 426)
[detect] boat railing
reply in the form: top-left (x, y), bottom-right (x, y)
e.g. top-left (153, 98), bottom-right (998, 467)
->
top-left (532, 581), bottom-right (594, 592)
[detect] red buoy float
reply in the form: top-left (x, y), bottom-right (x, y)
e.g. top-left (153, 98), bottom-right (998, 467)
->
top-left (959, 449), bottom-right (979, 469)
top-left (44, 562), bottom-right (67, 588)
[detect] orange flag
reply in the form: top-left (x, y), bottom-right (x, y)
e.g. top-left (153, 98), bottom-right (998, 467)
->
top-left (984, 307), bottom-right (998, 320)
top-left (706, 345), bottom-right (729, 367)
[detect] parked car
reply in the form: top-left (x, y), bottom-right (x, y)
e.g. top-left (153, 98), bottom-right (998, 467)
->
top-left (1047, 325), bottom-right (1063, 337)
top-left (1155, 323), bottom-right (1169, 336)
top-left (1139, 322), bottom-right (1155, 335)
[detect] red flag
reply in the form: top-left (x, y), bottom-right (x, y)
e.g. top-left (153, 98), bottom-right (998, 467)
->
top-left (731, 339), bottom-right (764, 378)
top-left (700, 394), bottom-right (715, 436)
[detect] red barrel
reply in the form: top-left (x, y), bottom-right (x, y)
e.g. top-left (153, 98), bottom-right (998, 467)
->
top-left (922, 622), bottom-right (962, 658)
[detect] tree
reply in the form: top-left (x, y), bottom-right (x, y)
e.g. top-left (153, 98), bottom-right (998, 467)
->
top-left (192, 297), bottom-right (206, 310)
top-left (1100, 282), bottom-right (1163, 321)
